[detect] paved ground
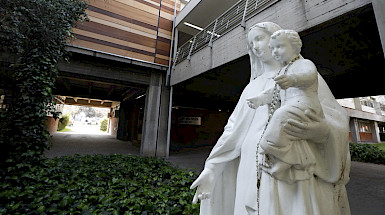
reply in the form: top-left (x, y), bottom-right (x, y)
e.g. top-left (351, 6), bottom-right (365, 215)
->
top-left (45, 132), bottom-right (140, 158)
top-left (46, 132), bottom-right (385, 215)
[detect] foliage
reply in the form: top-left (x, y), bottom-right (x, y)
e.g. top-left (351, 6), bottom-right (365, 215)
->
top-left (100, 118), bottom-right (108, 132)
top-left (0, 154), bottom-right (200, 214)
top-left (373, 143), bottom-right (385, 151)
top-left (0, 0), bottom-right (87, 166)
top-left (57, 114), bottom-right (70, 131)
top-left (349, 142), bottom-right (385, 164)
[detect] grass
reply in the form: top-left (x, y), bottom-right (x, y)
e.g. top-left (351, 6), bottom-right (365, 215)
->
top-left (373, 143), bottom-right (385, 151)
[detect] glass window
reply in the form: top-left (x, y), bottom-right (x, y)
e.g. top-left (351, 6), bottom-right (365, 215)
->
top-left (360, 98), bottom-right (375, 108)
top-left (358, 121), bottom-right (371, 132)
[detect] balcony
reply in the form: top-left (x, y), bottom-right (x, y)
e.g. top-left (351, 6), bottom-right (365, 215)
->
top-left (174, 0), bottom-right (279, 66)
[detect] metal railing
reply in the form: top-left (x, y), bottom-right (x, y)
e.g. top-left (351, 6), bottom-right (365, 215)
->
top-left (173, 0), bottom-right (278, 66)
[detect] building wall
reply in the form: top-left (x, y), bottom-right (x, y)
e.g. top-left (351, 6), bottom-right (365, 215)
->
top-left (70, 0), bottom-right (180, 65)
top-left (339, 96), bottom-right (385, 142)
top-left (170, 108), bottom-right (230, 151)
top-left (45, 116), bottom-right (59, 135)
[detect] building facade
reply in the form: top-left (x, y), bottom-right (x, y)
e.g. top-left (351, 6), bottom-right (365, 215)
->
top-left (70, 0), bottom-right (179, 65)
top-left (338, 96), bottom-right (385, 143)
top-left (2, 0), bottom-right (385, 157)
top-left (167, 0), bottom-right (385, 153)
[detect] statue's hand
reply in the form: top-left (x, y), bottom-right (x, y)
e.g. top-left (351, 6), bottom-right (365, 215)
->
top-left (274, 74), bottom-right (295, 90)
top-left (246, 97), bottom-right (261, 109)
top-left (283, 109), bottom-right (330, 142)
top-left (190, 167), bottom-right (215, 204)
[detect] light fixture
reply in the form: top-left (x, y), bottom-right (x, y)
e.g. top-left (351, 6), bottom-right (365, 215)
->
top-left (184, 22), bottom-right (203, 31)
top-left (135, 94), bottom-right (146, 100)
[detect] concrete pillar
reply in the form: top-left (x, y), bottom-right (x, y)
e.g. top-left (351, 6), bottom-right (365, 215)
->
top-left (117, 101), bottom-right (129, 140)
top-left (372, 0), bottom-right (385, 58)
top-left (141, 72), bottom-right (171, 157)
top-left (156, 86), bottom-right (171, 157)
top-left (350, 118), bottom-right (361, 143)
top-left (141, 72), bottom-right (162, 156)
top-left (45, 116), bottom-right (59, 135)
top-left (371, 121), bottom-right (381, 143)
top-left (128, 103), bottom-right (140, 141)
top-left (373, 99), bottom-right (382, 115)
top-left (110, 117), bottom-right (119, 137)
top-left (353, 98), bottom-right (362, 111)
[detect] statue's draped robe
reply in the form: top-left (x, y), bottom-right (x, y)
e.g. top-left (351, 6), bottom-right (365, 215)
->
top-left (200, 72), bottom-right (351, 215)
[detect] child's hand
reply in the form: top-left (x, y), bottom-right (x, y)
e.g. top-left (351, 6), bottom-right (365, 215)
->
top-left (274, 74), bottom-right (296, 90)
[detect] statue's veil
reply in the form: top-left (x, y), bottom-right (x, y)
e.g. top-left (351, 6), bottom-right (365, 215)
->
top-left (248, 22), bottom-right (282, 81)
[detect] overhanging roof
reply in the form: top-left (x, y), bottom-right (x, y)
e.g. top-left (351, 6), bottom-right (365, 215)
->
top-left (176, 0), bottom-right (239, 35)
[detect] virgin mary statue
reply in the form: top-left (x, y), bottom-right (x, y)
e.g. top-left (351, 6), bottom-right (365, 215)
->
top-left (190, 22), bottom-right (351, 215)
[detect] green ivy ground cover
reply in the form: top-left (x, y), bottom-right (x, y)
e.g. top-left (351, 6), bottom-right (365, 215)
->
top-left (0, 155), bottom-right (200, 214)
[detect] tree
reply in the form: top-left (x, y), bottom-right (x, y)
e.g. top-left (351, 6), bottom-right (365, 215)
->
top-left (0, 0), bottom-right (88, 167)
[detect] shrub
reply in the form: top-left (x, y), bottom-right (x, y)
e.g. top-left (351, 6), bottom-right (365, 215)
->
top-left (0, 154), bottom-right (200, 214)
top-left (57, 114), bottom-right (70, 131)
top-left (349, 142), bottom-right (385, 164)
top-left (100, 118), bottom-right (108, 132)
top-left (0, 0), bottom-right (87, 166)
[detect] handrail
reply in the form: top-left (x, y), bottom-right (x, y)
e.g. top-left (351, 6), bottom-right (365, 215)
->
top-left (173, 0), bottom-right (279, 65)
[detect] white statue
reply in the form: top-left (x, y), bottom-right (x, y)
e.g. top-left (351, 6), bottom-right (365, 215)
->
top-left (246, 29), bottom-right (323, 184)
top-left (190, 22), bottom-right (351, 215)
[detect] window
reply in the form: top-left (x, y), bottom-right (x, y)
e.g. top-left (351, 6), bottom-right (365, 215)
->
top-left (360, 98), bottom-right (374, 108)
top-left (358, 121), bottom-right (371, 133)
top-left (380, 103), bottom-right (385, 112)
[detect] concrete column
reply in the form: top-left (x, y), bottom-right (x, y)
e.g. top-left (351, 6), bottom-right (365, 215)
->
top-left (373, 99), bottom-right (382, 115)
top-left (372, 0), bottom-right (385, 58)
top-left (371, 121), bottom-right (381, 143)
top-left (110, 117), bottom-right (119, 137)
top-left (128, 103), bottom-right (139, 141)
top-left (156, 86), bottom-right (171, 157)
top-left (141, 72), bottom-right (172, 157)
top-left (353, 98), bottom-right (362, 111)
top-left (141, 72), bottom-right (162, 156)
top-left (117, 102), bottom-right (126, 140)
top-left (350, 118), bottom-right (361, 143)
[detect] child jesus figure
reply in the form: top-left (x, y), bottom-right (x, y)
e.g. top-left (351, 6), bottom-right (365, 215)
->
top-left (247, 29), bottom-right (324, 184)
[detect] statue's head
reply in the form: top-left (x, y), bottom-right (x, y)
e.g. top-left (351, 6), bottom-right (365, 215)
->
top-left (247, 22), bottom-right (283, 80)
top-left (270, 29), bottom-right (302, 65)
top-left (248, 22), bottom-right (282, 59)
top-left (249, 22), bottom-right (282, 36)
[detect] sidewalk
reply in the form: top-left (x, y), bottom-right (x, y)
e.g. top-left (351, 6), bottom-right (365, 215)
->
top-left (45, 132), bottom-right (140, 158)
top-left (46, 133), bottom-right (385, 215)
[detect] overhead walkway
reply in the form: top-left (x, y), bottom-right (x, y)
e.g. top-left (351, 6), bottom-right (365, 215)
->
top-left (171, 0), bottom-right (385, 98)
top-left (54, 46), bottom-right (171, 157)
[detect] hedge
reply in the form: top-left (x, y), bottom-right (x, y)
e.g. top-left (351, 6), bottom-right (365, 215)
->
top-left (57, 115), bottom-right (70, 131)
top-left (350, 142), bottom-right (385, 165)
top-left (0, 0), bottom-right (87, 166)
top-left (100, 118), bottom-right (108, 132)
top-left (0, 154), bottom-right (200, 214)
